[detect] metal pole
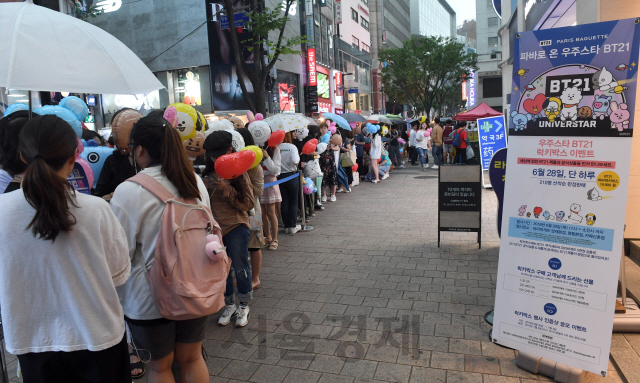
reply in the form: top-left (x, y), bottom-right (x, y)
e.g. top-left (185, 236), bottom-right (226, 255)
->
top-left (299, 171), bottom-right (314, 232)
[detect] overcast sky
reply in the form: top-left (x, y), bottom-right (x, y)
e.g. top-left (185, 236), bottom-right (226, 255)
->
top-left (447, 0), bottom-right (477, 25)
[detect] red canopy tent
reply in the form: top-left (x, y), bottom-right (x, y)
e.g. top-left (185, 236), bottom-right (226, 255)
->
top-left (455, 102), bottom-right (502, 121)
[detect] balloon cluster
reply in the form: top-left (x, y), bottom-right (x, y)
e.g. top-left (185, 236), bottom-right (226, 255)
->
top-left (247, 111), bottom-right (272, 147)
top-left (365, 123), bottom-right (381, 134)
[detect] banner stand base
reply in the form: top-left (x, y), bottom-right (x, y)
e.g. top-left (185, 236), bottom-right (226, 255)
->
top-left (300, 224), bottom-right (315, 232)
top-left (516, 352), bottom-right (588, 382)
top-left (482, 170), bottom-right (492, 189)
top-left (613, 298), bottom-right (640, 332)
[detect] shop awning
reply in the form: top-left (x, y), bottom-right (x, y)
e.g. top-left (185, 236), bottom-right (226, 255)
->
top-left (456, 102), bottom-right (502, 121)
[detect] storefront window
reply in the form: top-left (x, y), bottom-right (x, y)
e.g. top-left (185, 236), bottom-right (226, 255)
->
top-left (102, 91), bottom-right (161, 127)
top-left (276, 71), bottom-right (300, 113)
top-left (174, 68), bottom-right (202, 106)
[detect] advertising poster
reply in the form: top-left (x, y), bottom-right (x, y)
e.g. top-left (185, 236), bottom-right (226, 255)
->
top-left (493, 19), bottom-right (640, 375)
top-left (478, 115), bottom-right (507, 171)
top-left (206, 0), bottom-right (254, 111)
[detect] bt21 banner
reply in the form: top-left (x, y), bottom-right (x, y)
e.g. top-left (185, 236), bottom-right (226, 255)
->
top-left (493, 18), bottom-right (640, 376)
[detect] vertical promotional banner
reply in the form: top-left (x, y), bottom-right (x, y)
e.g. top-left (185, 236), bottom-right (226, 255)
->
top-left (335, 0), bottom-right (342, 24)
top-left (477, 115), bottom-right (507, 171)
top-left (308, 48), bottom-right (317, 86)
top-left (493, 19), bottom-right (640, 375)
top-left (206, 0), bottom-right (254, 111)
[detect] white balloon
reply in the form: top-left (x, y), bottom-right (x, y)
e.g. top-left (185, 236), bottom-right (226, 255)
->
top-left (225, 129), bottom-right (246, 151)
top-left (248, 121), bottom-right (271, 146)
top-left (296, 127), bottom-right (309, 141)
top-left (316, 142), bottom-right (328, 154)
top-left (208, 118), bottom-right (233, 134)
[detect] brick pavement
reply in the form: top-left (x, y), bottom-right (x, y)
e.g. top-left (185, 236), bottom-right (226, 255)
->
top-left (2, 165), bottom-right (624, 382)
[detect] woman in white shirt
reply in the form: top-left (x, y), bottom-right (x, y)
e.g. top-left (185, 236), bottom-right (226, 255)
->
top-left (278, 132), bottom-right (301, 234)
top-left (110, 115), bottom-right (213, 383)
top-left (0, 115), bottom-right (131, 382)
top-left (417, 122), bottom-right (431, 170)
top-left (370, 130), bottom-right (382, 183)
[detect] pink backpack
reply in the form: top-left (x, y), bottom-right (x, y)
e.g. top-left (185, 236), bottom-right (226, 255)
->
top-left (129, 174), bottom-right (231, 320)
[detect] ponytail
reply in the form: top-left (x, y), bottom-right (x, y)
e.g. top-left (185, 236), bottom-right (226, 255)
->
top-left (161, 125), bottom-right (200, 200)
top-left (130, 115), bottom-right (200, 200)
top-left (19, 115), bottom-right (78, 241)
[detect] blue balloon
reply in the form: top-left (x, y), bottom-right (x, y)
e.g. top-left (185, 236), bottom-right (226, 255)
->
top-left (3, 103), bottom-right (29, 117)
top-left (321, 133), bottom-right (331, 144)
top-left (79, 145), bottom-right (115, 188)
top-left (59, 96), bottom-right (89, 122)
top-left (34, 105), bottom-right (83, 137)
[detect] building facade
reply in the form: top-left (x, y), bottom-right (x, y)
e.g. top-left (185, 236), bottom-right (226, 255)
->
top-left (471, 0), bottom-right (503, 112)
top-left (410, 0), bottom-right (457, 38)
top-left (368, 0), bottom-right (411, 114)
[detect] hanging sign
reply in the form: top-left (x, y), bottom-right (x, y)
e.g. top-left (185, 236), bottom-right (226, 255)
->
top-left (477, 115), bottom-right (507, 171)
top-left (493, 18), bottom-right (640, 376)
top-left (335, 0), bottom-right (342, 24)
top-left (308, 48), bottom-right (317, 86)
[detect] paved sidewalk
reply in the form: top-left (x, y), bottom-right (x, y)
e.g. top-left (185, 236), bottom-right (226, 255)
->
top-left (2, 165), bottom-right (624, 382)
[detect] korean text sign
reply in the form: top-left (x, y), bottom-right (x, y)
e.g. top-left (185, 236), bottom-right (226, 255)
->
top-left (477, 116), bottom-right (507, 171)
top-left (494, 18), bottom-right (640, 375)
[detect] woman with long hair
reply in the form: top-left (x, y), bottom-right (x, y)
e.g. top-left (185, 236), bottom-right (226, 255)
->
top-left (0, 115), bottom-right (131, 382)
top-left (236, 128), bottom-right (264, 289)
top-left (202, 130), bottom-right (255, 327)
top-left (260, 137), bottom-right (281, 250)
top-left (110, 115), bottom-right (213, 382)
top-left (279, 131), bottom-right (301, 234)
top-left (370, 129), bottom-right (382, 183)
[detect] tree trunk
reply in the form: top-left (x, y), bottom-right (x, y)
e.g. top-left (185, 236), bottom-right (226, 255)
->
top-left (254, 84), bottom-right (266, 115)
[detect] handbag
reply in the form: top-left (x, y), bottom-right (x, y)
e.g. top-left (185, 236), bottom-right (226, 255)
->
top-left (341, 151), bottom-right (356, 167)
top-left (304, 159), bottom-right (323, 179)
top-left (466, 146), bottom-right (475, 159)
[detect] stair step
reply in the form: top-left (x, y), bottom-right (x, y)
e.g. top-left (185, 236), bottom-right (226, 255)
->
top-left (610, 333), bottom-right (640, 383)
top-left (624, 256), bottom-right (640, 307)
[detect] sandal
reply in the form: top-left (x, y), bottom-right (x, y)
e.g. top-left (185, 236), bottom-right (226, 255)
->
top-left (269, 240), bottom-right (279, 251)
top-left (130, 353), bottom-right (145, 379)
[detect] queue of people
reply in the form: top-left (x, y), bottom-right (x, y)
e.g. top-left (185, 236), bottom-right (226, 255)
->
top-left (0, 104), bottom-right (473, 382)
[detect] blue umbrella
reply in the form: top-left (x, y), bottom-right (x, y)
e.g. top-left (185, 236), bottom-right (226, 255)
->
top-left (321, 112), bottom-right (351, 131)
top-left (336, 163), bottom-right (351, 191)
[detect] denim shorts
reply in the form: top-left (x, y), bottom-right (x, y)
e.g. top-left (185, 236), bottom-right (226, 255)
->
top-left (126, 316), bottom-right (210, 360)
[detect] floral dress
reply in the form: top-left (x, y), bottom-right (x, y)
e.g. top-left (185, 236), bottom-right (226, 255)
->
top-left (320, 150), bottom-right (337, 187)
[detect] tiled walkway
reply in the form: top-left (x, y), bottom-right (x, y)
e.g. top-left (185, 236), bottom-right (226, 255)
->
top-left (2, 165), bottom-right (624, 382)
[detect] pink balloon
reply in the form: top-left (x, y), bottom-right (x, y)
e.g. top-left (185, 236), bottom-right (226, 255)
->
top-left (76, 157), bottom-right (94, 190)
top-left (163, 106), bottom-right (178, 127)
top-left (328, 122), bottom-right (337, 134)
top-left (398, 138), bottom-right (406, 145)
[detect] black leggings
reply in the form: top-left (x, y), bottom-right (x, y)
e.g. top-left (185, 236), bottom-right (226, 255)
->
top-left (278, 172), bottom-right (300, 228)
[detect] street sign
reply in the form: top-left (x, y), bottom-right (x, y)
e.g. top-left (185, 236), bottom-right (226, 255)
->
top-left (477, 115), bottom-right (507, 171)
top-left (220, 12), bottom-right (250, 30)
top-left (348, 88), bottom-right (359, 94)
top-left (438, 165), bottom-right (482, 248)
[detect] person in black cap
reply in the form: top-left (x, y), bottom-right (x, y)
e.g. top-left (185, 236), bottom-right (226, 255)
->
top-left (202, 131), bottom-right (255, 328)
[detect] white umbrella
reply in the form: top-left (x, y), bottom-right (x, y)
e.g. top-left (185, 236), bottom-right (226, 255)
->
top-left (264, 114), bottom-right (309, 132)
top-left (367, 114), bottom-right (392, 124)
top-left (0, 1), bottom-right (163, 95)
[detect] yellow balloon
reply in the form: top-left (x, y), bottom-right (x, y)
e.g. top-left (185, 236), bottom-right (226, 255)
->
top-left (241, 145), bottom-right (263, 169)
top-left (167, 103), bottom-right (198, 141)
top-left (419, 116), bottom-right (427, 123)
top-left (382, 127), bottom-right (389, 135)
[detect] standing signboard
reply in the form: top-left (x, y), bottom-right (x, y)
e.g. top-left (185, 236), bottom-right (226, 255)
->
top-left (438, 165), bottom-right (482, 248)
top-left (493, 19), bottom-right (640, 376)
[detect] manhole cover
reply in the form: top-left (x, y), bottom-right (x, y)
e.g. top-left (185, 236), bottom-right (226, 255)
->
top-left (414, 175), bottom-right (438, 179)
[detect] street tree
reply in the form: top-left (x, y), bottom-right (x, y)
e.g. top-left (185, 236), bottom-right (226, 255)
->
top-left (380, 35), bottom-right (477, 119)
top-left (222, 0), bottom-right (307, 114)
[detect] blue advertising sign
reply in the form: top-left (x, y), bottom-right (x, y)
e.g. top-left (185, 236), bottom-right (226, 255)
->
top-left (492, 0), bottom-right (501, 18)
top-left (477, 116), bottom-right (507, 171)
top-left (220, 12), bottom-right (250, 30)
top-left (494, 18), bottom-right (640, 375)
top-left (348, 88), bottom-right (359, 94)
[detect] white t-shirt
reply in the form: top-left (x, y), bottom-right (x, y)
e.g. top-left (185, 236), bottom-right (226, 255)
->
top-left (0, 169), bottom-right (12, 192)
top-left (110, 166), bottom-right (210, 320)
top-left (370, 135), bottom-right (382, 159)
top-left (278, 143), bottom-right (300, 173)
top-left (418, 131), bottom-right (431, 150)
top-left (0, 191), bottom-right (130, 354)
top-left (409, 129), bottom-right (418, 147)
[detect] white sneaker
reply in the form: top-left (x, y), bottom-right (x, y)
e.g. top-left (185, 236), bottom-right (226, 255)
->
top-left (337, 187), bottom-right (346, 193)
top-left (431, 165), bottom-right (439, 169)
top-left (372, 180), bottom-right (379, 183)
top-left (398, 165), bottom-right (406, 169)
top-left (330, 195), bottom-right (336, 202)
top-left (218, 304), bottom-right (237, 326)
top-left (289, 225), bottom-right (301, 234)
top-left (235, 304), bottom-right (250, 327)
top-left (321, 195), bottom-right (327, 202)
top-left (382, 173), bottom-right (389, 180)
top-left (284, 228), bottom-right (290, 234)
